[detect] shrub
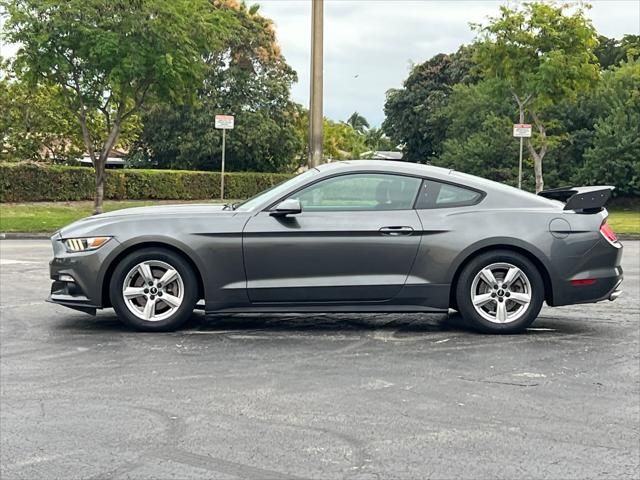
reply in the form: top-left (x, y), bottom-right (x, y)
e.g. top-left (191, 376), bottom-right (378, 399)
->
top-left (0, 163), bottom-right (293, 202)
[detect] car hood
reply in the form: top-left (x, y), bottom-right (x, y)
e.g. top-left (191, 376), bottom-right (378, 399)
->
top-left (58, 203), bottom-right (232, 238)
top-left (92, 203), bottom-right (228, 218)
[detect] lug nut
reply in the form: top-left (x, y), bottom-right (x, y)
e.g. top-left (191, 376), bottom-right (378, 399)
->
top-left (505, 292), bottom-right (511, 297)
top-left (498, 298), bottom-right (503, 303)
top-left (150, 295), bottom-right (155, 300)
top-left (491, 293), bottom-right (496, 298)
top-left (148, 282), bottom-right (154, 286)
top-left (158, 292), bottom-right (163, 297)
top-left (144, 288), bottom-right (149, 294)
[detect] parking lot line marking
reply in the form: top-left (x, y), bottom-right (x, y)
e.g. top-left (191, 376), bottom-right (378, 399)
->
top-left (183, 330), bottom-right (244, 335)
top-left (0, 259), bottom-right (38, 265)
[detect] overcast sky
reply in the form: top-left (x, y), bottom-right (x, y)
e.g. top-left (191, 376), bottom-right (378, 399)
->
top-left (258, 0), bottom-right (640, 126)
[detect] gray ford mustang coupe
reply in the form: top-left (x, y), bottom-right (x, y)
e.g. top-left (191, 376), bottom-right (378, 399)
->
top-left (48, 160), bottom-right (623, 333)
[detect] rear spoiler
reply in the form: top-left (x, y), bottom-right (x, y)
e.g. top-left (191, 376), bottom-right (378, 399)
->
top-left (538, 186), bottom-right (614, 212)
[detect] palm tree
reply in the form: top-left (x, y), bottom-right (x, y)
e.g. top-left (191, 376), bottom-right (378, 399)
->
top-left (346, 112), bottom-right (370, 134)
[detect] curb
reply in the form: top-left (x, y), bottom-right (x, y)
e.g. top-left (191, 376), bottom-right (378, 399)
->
top-left (1, 232), bottom-right (53, 240)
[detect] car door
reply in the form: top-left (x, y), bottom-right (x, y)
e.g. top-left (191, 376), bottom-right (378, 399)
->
top-left (242, 172), bottom-right (424, 303)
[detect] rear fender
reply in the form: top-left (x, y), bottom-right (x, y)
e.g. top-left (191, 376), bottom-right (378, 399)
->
top-left (448, 237), bottom-right (558, 305)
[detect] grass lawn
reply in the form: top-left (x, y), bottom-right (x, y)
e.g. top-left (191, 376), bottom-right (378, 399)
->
top-left (607, 209), bottom-right (640, 235)
top-left (0, 200), bottom-right (224, 233)
top-left (0, 200), bottom-right (638, 234)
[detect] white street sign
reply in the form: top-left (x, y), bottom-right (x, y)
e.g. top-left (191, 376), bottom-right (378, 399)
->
top-left (215, 115), bottom-right (235, 130)
top-left (513, 123), bottom-right (532, 138)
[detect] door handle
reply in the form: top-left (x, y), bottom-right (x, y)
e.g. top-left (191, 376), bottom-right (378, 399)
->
top-left (379, 226), bottom-right (414, 236)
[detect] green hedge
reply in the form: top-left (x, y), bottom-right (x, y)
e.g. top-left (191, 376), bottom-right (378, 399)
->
top-left (0, 163), bottom-right (293, 202)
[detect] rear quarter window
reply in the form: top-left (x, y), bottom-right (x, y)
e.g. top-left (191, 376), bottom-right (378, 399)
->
top-left (415, 179), bottom-right (483, 209)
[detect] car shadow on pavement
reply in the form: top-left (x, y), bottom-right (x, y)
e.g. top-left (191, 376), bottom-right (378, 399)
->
top-left (52, 310), bottom-right (595, 337)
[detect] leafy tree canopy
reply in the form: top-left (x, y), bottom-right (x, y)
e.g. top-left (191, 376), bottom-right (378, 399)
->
top-left (382, 46), bottom-right (477, 162)
top-left (346, 112), bottom-right (370, 133)
top-left (473, 1), bottom-right (599, 192)
top-left (2, 0), bottom-right (237, 211)
top-left (0, 77), bottom-right (84, 162)
top-left (595, 34), bottom-right (640, 69)
top-left (578, 60), bottom-right (640, 196)
top-left (136, 0), bottom-right (301, 173)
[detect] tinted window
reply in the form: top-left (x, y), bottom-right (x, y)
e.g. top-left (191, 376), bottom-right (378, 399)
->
top-left (289, 173), bottom-right (422, 211)
top-left (415, 179), bottom-right (482, 209)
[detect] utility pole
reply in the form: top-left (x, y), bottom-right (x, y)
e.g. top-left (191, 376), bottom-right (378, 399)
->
top-left (308, 0), bottom-right (324, 168)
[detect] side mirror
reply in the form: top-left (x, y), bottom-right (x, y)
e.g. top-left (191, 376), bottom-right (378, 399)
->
top-left (270, 198), bottom-right (302, 217)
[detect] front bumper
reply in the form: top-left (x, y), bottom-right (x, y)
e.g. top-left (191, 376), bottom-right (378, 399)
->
top-left (47, 280), bottom-right (99, 315)
top-left (47, 233), bottom-right (120, 314)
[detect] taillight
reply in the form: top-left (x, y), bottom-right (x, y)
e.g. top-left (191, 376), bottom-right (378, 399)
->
top-left (600, 220), bottom-right (619, 246)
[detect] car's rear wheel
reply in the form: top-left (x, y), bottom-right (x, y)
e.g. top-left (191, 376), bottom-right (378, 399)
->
top-left (110, 248), bottom-right (198, 331)
top-left (455, 250), bottom-right (544, 333)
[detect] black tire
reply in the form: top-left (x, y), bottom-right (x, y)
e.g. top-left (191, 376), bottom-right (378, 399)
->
top-left (109, 248), bottom-right (199, 332)
top-left (455, 250), bottom-right (544, 334)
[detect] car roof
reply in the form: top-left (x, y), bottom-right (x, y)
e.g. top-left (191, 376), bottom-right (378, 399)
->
top-left (316, 160), bottom-right (454, 179)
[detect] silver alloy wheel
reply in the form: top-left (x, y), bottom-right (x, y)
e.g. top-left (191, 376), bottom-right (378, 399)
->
top-left (470, 262), bottom-right (532, 324)
top-left (122, 260), bottom-right (184, 322)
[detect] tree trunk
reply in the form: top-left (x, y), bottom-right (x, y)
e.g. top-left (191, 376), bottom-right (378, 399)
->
top-left (93, 111), bottom-right (124, 215)
top-left (527, 146), bottom-right (544, 193)
top-left (94, 161), bottom-right (105, 215)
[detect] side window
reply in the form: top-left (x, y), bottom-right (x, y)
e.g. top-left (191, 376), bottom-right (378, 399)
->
top-left (289, 173), bottom-right (421, 211)
top-left (415, 179), bottom-right (483, 209)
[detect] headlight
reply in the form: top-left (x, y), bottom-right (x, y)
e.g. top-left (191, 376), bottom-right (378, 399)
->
top-left (63, 237), bottom-right (112, 252)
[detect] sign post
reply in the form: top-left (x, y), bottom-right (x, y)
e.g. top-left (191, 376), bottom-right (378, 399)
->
top-left (513, 123), bottom-right (532, 189)
top-left (215, 115), bottom-right (235, 200)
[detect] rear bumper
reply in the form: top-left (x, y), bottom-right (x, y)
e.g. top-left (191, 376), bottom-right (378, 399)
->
top-left (608, 279), bottom-right (623, 301)
top-left (551, 239), bottom-right (623, 306)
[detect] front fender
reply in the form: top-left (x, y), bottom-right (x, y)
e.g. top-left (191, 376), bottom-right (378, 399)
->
top-left (96, 235), bottom-right (208, 306)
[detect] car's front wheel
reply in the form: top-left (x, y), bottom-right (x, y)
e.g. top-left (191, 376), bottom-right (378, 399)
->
top-left (110, 248), bottom-right (199, 331)
top-left (455, 250), bottom-right (544, 333)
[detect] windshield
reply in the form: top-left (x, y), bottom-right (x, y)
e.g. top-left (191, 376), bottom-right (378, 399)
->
top-left (234, 168), bottom-right (320, 211)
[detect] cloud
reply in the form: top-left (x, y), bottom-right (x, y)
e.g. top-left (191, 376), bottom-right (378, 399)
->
top-left (259, 0), bottom-right (640, 126)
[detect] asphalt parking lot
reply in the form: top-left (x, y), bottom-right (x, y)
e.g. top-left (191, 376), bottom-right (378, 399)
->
top-left (1, 239), bottom-right (638, 480)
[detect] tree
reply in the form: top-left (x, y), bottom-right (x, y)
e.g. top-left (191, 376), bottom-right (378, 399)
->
top-left (382, 46), bottom-right (476, 162)
top-left (364, 127), bottom-right (394, 153)
top-left (137, 103), bottom-right (303, 172)
top-left (578, 60), bottom-right (640, 196)
top-left (323, 119), bottom-right (368, 160)
top-left (434, 79), bottom-right (526, 186)
top-left (136, 1), bottom-right (301, 173)
top-left (473, 2), bottom-right (599, 192)
top-left (2, 0), bottom-right (235, 213)
top-left (346, 112), bottom-right (370, 133)
top-left (0, 77), bottom-right (84, 162)
top-left (595, 35), bottom-right (640, 70)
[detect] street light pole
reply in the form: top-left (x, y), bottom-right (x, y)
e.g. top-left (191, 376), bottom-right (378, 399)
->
top-left (308, 0), bottom-right (324, 168)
